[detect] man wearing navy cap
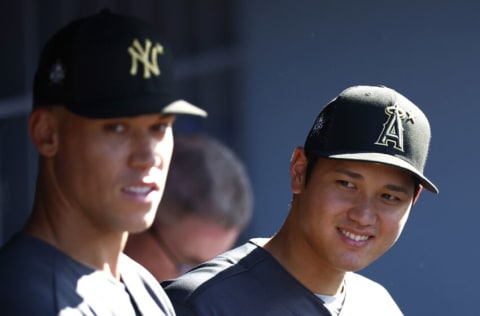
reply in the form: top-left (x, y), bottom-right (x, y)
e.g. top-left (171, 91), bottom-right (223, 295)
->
top-left (0, 9), bottom-right (206, 315)
top-left (163, 85), bottom-right (437, 316)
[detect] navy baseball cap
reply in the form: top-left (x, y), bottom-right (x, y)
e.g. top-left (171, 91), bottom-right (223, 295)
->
top-left (304, 85), bottom-right (438, 193)
top-left (33, 9), bottom-right (207, 119)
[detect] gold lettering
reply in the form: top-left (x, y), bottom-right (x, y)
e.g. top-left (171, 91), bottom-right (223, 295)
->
top-left (128, 38), bottom-right (164, 79)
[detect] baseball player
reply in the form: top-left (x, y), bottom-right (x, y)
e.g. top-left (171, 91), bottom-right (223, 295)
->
top-left (163, 85), bottom-right (438, 315)
top-left (0, 10), bottom-right (206, 315)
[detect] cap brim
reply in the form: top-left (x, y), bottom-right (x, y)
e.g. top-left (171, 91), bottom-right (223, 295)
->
top-left (321, 152), bottom-right (439, 194)
top-left (162, 100), bottom-right (207, 117)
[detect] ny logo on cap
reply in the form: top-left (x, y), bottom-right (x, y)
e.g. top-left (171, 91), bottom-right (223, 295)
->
top-left (375, 105), bottom-right (415, 152)
top-left (128, 38), bottom-right (164, 79)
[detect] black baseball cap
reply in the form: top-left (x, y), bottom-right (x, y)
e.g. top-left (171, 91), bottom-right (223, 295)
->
top-left (304, 85), bottom-right (438, 193)
top-left (33, 9), bottom-right (207, 119)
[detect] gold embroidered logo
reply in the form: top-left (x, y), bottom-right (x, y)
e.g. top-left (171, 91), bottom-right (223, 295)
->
top-left (128, 38), bottom-right (164, 79)
top-left (375, 105), bottom-right (415, 152)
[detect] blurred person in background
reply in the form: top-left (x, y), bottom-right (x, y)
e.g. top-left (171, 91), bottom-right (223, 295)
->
top-left (125, 133), bottom-right (253, 281)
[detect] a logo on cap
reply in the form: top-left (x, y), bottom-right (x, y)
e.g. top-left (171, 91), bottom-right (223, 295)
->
top-left (375, 105), bottom-right (415, 152)
top-left (310, 114), bottom-right (325, 136)
top-left (128, 38), bottom-right (164, 79)
top-left (49, 61), bottom-right (66, 84)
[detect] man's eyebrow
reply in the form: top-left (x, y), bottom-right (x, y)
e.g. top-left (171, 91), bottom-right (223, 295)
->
top-left (158, 114), bottom-right (176, 119)
top-left (334, 168), bottom-right (410, 194)
top-left (383, 184), bottom-right (409, 195)
top-left (333, 168), bottom-right (364, 179)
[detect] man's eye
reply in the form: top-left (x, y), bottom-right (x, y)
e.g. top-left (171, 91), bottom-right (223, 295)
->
top-left (152, 123), bottom-right (168, 133)
top-left (382, 193), bottom-right (399, 202)
top-left (105, 124), bottom-right (126, 133)
top-left (338, 180), bottom-right (355, 188)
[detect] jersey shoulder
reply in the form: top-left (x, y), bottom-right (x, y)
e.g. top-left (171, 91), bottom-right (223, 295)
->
top-left (163, 239), bottom-right (331, 316)
top-left (0, 234), bottom-right (59, 315)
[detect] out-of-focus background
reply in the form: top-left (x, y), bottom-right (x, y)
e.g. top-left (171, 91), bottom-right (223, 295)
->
top-left (0, 1), bottom-right (476, 314)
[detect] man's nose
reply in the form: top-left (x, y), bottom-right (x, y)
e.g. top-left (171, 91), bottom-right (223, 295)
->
top-left (128, 132), bottom-right (160, 170)
top-left (347, 195), bottom-right (377, 226)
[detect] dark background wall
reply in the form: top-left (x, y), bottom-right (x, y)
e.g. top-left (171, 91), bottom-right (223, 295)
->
top-left (1, 1), bottom-right (477, 314)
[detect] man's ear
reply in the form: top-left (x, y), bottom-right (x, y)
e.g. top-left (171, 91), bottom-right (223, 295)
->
top-left (413, 185), bottom-right (423, 204)
top-left (29, 109), bottom-right (59, 157)
top-left (290, 147), bottom-right (307, 194)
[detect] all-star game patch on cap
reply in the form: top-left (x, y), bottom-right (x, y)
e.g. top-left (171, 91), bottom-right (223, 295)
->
top-left (304, 85), bottom-right (438, 193)
top-left (33, 9), bottom-right (207, 119)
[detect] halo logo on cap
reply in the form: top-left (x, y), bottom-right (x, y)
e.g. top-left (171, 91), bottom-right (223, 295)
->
top-left (128, 38), bottom-right (164, 79)
top-left (303, 85), bottom-right (438, 193)
top-left (374, 104), bottom-right (416, 152)
top-left (310, 113), bottom-right (325, 136)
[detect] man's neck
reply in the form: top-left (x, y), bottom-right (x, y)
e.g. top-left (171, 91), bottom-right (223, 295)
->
top-left (263, 228), bottom-right (346, 295)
